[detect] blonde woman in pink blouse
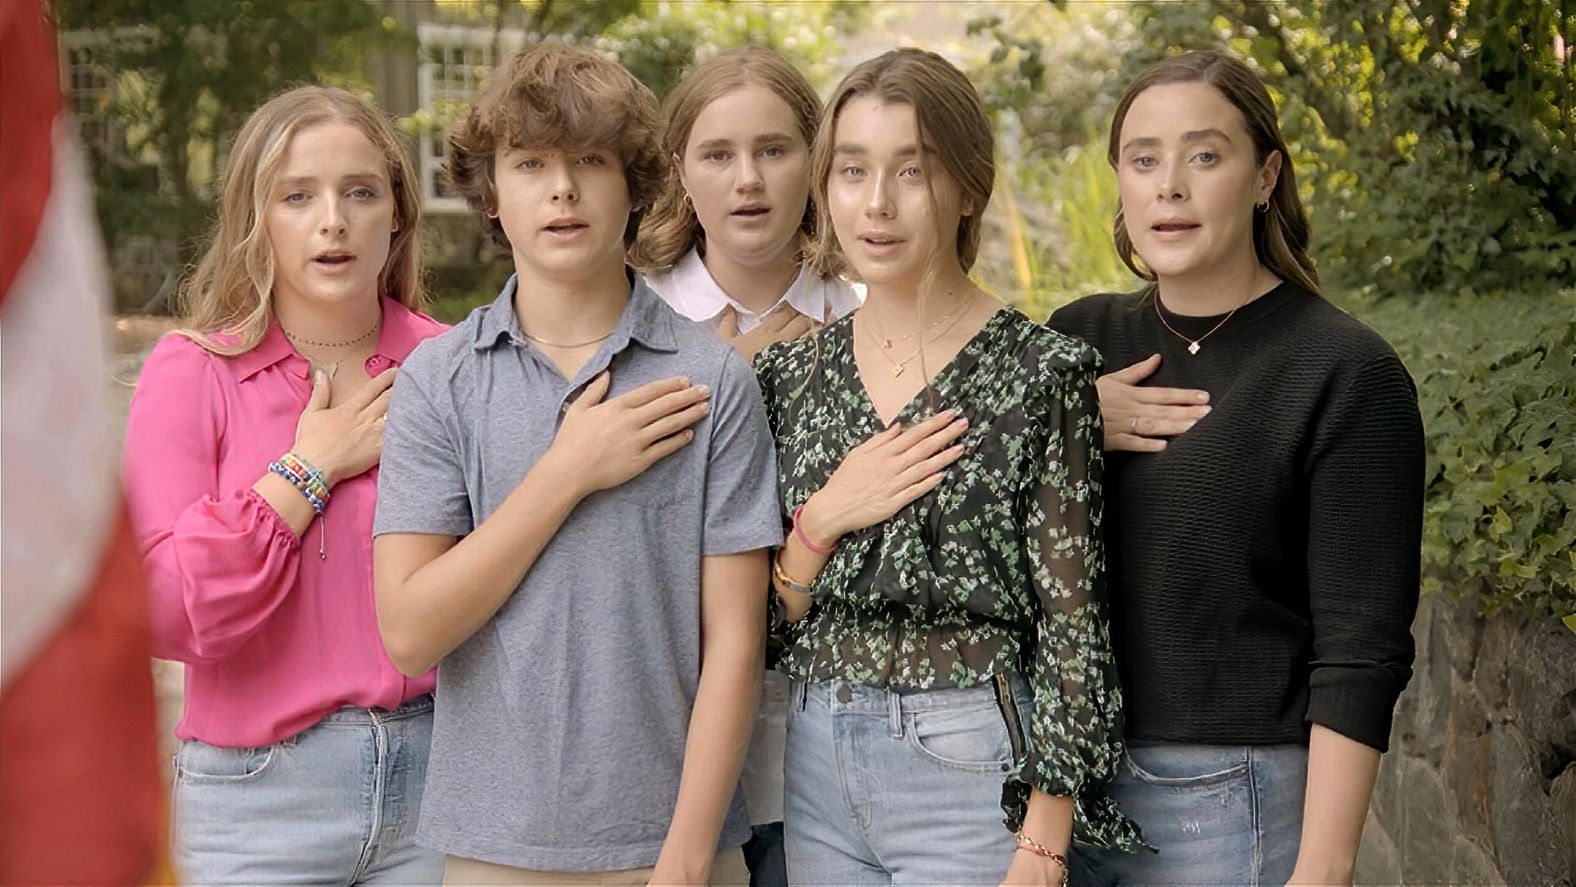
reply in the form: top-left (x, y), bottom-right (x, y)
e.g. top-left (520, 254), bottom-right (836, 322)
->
top-left (122, 87), bottom-right (447, 884)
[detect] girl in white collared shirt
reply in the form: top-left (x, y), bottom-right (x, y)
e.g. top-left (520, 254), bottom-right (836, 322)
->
top-left (632, 47), bottom-right (858, 887)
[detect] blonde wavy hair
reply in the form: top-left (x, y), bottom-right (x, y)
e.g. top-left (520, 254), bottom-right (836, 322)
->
top-left (177, 85), bottom-right (426, 355)
top-left (631, 47), bottom-right (823, 273)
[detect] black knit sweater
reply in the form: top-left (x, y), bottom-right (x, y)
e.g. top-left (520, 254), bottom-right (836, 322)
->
top-left (1048, 283), bottom-right (1423, 751)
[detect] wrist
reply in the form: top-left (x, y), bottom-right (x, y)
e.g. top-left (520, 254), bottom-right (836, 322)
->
top-left (799, 493), bottom-right (842, 548)
top-left (534, 445), bottom-right (592, 502)
top-left (290, 448), bottom-right (337, 488)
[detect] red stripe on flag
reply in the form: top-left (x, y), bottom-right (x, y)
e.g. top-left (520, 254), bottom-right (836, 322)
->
top-left (0, 506), bottom-right (162, 885)
top-left (0, 0), bottom-right (60, 306)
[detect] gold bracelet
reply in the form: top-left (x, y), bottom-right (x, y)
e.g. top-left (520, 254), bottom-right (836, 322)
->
top-left (771, 554), bottom-right (813, 596)
top-left (1013, 832), bottom-right (1069, 887)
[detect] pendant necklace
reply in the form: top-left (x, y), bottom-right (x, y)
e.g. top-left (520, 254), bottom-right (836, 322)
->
top-left (1152, 288), bottom-right (1253, 355)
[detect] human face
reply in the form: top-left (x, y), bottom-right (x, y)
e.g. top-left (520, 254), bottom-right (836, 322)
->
top-left (678, 85), bottom-right (810, 270)
top-left (493, 145), bottom-right (631, 285)
top-left (1116, 81), bottom-right (1281, 283)
top-left (826, 96), bottom-right (968, 293)
top-left (265, 122), bottom-right (395, 312)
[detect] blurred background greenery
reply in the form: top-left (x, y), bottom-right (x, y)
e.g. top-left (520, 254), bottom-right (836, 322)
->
top-left (57, 0), bottom-right (1574, 622)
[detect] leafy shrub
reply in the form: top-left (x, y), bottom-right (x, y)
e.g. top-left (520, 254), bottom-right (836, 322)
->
top-left (1361, 290), bottom-right (1576, 619)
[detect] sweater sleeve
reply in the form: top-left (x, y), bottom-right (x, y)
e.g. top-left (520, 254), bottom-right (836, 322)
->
top-left (1302, 352), bottom-right (1425, 751)
top-left (1009, 349), bottom-right (1145, 851)
top-left (123, 337), bottom-right (302, 664)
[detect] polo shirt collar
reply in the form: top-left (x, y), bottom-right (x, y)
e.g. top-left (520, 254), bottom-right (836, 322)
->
top-left (234, 295), bottom-right (425, 380)
top-left (473, 270), bottom-right (679, 355)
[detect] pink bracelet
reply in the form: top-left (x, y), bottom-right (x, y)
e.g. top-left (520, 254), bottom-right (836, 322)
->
top-left (792, 504), bottom-right (836, 556)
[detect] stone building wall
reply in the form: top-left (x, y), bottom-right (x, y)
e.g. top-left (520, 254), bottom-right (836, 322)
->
top-left (1357, 592), bottom-right (1576, 885)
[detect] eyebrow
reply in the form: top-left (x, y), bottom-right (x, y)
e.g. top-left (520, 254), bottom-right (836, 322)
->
top-left (832, 143), bottom-right (923, 158)
top-left (1121, 129), bottom-right (1235, 153)
top-left (275, 172), bottom-right (385, 188)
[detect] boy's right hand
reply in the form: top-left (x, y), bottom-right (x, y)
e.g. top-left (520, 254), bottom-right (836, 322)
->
top-left (292, 368), bottom-right (396, 488)
top-left (545, 372), bottom-right (712, 497)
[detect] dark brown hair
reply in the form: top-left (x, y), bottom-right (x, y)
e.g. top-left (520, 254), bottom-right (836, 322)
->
top-left (807, 48), bottom-right (994, 279)
top-left (1108, 49), bottom-right (1320, 294)
top-left (445, 43), bottom-right (662, 250)
top-left (632, 48), bottom-right (822, 272)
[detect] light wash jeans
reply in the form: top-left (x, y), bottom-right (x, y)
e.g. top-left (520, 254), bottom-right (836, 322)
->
top-left (782, 676), bottom-right (1032, 887)
top-left (1070, 741), bottom-right (1308, 887)
top-left (172, 695), bottom-right (441, 885)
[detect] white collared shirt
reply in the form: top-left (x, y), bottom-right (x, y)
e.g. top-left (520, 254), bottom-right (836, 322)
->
top-left (645, 248), bottom-right (863, 333)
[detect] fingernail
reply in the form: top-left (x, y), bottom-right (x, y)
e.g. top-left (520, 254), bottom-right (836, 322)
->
top-left (946, 408), bottom-right (961, 417)
top-left (1186, 420), bottom-right (1199, 430)
top-left (697, 385), bottom-right (711, 396)
top-left (1196, 392), bottom-right (1209, 402)
top-left (315, 371), bottom-right (326, 384)
top-left (1201, 405), bottom-right (1212, 414)
top-left (953, 418), bottom-right (968, 427)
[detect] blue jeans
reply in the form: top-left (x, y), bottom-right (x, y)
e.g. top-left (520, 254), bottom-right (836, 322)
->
top-left (1070, 742), bottom-right (1307, 887)
top-left (783, 677), bottom-right (1031, 887)
top-left (173, 695), bottom-right (441, 885)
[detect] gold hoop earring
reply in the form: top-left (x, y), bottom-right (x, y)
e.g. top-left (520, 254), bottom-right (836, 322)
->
top-left (1255, 200), bottom-right (1270, 213)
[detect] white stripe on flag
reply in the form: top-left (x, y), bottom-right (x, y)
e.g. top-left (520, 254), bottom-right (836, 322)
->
top-left (0, 121), bottom-right (119, 685)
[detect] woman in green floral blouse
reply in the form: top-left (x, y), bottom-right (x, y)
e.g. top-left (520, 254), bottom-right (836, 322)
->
top-left (756, 49), bottom-right (1143, 887)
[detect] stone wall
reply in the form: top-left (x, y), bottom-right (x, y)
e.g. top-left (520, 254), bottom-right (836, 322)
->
top-left (1357, 592), bottom-right (1576, 885)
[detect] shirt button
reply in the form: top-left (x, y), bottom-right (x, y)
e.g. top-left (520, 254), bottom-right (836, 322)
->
top-left (835, 684), bottom-right (853, 704)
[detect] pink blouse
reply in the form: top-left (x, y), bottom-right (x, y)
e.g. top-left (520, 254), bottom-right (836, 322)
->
top-left (124, 297), bottom-right (445, 747)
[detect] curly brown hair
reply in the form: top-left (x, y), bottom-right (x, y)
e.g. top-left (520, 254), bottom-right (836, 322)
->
top-left (445, 43), bottom-right (663, 251)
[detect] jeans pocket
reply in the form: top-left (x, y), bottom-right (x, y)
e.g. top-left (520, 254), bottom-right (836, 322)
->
top-left (1122, 744), bottom-right (1250, 787)
top-left (175, 739), bottom-right (280, 784)
top-left (905, 703), bottom-right (1014, 775)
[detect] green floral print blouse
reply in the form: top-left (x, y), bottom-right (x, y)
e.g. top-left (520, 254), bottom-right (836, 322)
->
top-left (754, 306), bottom-right (1144, 850)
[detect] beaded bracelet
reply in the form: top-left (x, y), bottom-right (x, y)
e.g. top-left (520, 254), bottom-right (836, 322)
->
top-left (269, 451), bottom-right (331, 515)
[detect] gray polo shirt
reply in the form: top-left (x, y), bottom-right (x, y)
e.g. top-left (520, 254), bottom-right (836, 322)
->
top-left (374, 273), bottom-right (782, 871)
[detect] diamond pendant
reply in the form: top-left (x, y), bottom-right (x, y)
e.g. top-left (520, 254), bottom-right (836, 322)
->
top-left (1188, 341), bottom-right (1201, 355)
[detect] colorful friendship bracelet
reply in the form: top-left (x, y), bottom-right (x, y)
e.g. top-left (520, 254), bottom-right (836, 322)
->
top-left (269, 452), bottom-right (330, 515)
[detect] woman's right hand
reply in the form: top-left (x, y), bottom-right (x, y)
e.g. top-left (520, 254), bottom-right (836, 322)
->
top-left (717, 305), bottom-right (817, 364)
top-left (543, 372), bottom-right (713, 498)
top-left (292, 368), bottom-right (397, 487)
top-left (1096, 354), bottom-right (1211, 452)
top-left (799, 410), bottom-right (968, 546)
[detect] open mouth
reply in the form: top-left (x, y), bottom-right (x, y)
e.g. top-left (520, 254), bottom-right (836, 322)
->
top-left (731, 205), bottom-right (770, 218)
top-left (860, 233), bottom-right (903, 245)
top-left (1151, 222), bottom-right (1200, 233)
top-left (313, 252), bottom-right (354, 266)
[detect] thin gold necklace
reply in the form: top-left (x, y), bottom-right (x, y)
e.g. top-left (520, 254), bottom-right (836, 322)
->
top-left (522, 328), bottom-right (615, 349)
top-left (282, 319), bottom-right (380, 349)
top-left (1152, 289), bottom-right (1253, 355)
top-left (859, 293), bottom-right (978, 377)
top-left (865, 294), bottom-right (973, 350)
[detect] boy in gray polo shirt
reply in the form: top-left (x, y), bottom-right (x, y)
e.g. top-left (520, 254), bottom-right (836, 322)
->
top-left (373, 45), bottom-right (781, 884)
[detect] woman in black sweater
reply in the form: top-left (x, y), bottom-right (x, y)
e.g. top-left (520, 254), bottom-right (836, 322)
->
top-left (1049, 50), bottom-right (1424, 886)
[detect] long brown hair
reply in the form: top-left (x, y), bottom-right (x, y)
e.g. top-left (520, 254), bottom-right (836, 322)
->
top-left (177, 86), bottom-right (425, 355)
top-left (632, 48), bottom-right (822, 272)
top-left (1108, 50), bottom-right (1320, 295)
top-left (807, 48), bottom-right (994, 281)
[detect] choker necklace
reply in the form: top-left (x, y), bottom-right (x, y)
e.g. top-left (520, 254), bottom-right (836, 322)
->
top-left (281, 318), bottom-right (380, 350)
top-left (522, 328), bottom-right (616, 349)
top-left (1152, 288), bottom-right (1255, 355)
top-left (282, 317), bottom-right (381, 380)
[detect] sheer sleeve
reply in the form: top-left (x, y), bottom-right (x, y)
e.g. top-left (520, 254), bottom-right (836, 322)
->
top-left (1006, 347), bottom-right (1146, 851)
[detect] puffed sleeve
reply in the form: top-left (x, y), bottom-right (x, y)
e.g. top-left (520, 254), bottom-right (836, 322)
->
top-left (1006, 343), bottom-right (1146, 851)
top-left (123, 336), bottom-right (302, 664)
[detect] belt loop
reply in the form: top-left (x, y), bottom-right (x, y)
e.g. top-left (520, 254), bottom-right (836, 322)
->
top-left (888, 688), bottom-right (903, 739)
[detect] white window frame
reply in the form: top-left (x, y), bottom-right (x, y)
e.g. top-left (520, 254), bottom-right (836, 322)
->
top-left (416, 23), bottom-right (526, 213)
